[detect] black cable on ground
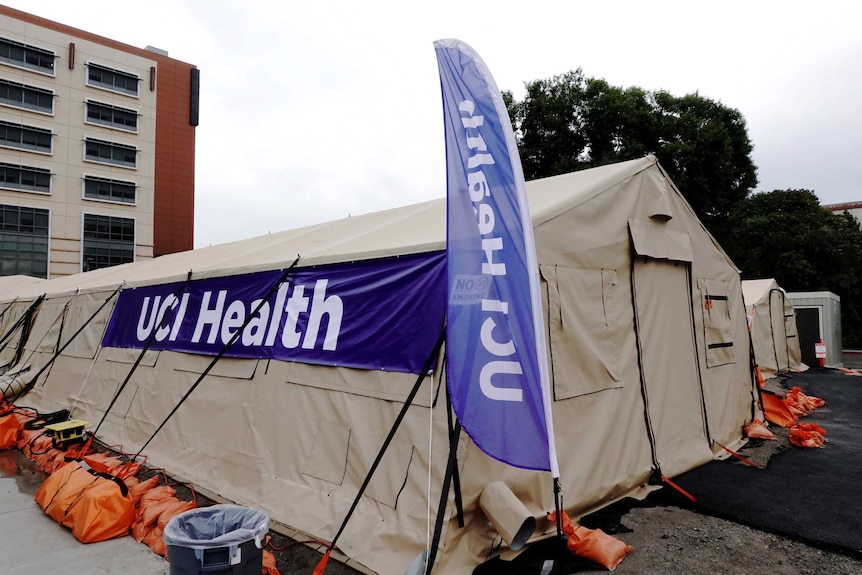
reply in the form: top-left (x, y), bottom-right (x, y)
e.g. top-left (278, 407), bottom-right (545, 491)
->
top-left (22, 408), bottom-right (70, 430)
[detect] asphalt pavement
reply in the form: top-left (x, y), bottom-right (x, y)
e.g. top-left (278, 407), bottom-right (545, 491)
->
top-left (650, 366), bottom-right (862, 557)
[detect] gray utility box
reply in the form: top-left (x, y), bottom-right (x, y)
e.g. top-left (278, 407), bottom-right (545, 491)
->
top-left (786, 291), bottom-right (842, 368)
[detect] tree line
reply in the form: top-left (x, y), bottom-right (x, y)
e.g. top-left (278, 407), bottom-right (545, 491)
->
top-left (504, 70), bottom-right (862, 347)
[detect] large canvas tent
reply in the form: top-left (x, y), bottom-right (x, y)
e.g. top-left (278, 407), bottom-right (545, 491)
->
top-left (0, 156), bottom-right (758, 574)
top-left (742, 278), bottom-right (807, 378)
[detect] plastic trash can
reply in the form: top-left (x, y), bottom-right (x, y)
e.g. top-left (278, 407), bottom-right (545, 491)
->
top-left (163, 504), bottom-right (270, 575)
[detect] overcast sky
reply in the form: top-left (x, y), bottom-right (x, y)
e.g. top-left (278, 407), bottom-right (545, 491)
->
top-left (7, 1), bottom-right (862, 248)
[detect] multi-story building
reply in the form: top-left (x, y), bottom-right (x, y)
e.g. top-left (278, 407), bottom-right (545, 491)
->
top-left (0, 6), bottom-right (197, 278)
top-left (824, 201), bottom-right (862, 229)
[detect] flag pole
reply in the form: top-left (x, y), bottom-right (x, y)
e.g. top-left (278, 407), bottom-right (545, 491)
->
top-left (435, 36), bottom-right (564, 555)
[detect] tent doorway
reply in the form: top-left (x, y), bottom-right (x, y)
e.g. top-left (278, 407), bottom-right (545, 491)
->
top-left (633, 258), bottom-right (711, 477)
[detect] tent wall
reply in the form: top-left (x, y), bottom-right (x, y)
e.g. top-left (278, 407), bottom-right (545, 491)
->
top-left (5, 156), bottom-right (758, 575)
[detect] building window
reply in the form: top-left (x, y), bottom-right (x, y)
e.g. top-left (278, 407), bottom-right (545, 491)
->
top-left (86, 63), bottom-right (139, 96)
top-left (85, 100), bottom-right (138, 132)
top-left (0, 120), bottom-right (52, 154)
top-left (0, 204), bottom-right (49, 278)
top-left (0, 37), bottom-right (55, 75)
top-left (0, 79), bottom-right (53, 114)
top-left (84, 137), bottom-right (137, 168)
top-left (0, 163), bottom-right (50, 194)
top-left (83, 175), bottom-right (136, 204)
top-left (82, 213), bottom-right (134, 271)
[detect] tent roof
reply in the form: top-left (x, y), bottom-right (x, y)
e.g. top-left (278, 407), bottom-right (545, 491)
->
top-left (6, 155), bottom-right (656, 300)
top-left (742, 278), bottom-right (782, 307)
top-left (0, 274), bottom-right (45, 299)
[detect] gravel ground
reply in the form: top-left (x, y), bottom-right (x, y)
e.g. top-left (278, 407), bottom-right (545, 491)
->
top-left (609, 503), bottom-right (862, 575)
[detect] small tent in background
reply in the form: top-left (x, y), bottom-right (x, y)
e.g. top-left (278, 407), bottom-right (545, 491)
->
top-left (0, 156), bottom-right (759, 574)
top-left (742, 279), bottom-right (807, 378)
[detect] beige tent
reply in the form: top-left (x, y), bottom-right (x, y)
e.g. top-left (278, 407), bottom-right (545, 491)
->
top-left (0, 155), bottom-right (758, 574)
top-left (742, 278), bottom-right (807, 378)
top-left (0, 274), bottom-right (44, 296)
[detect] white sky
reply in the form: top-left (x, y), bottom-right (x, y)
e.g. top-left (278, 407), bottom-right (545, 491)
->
top-left (7, 1), bottom-right (862, 248)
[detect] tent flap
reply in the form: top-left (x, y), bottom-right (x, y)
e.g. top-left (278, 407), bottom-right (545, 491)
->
top-left (698, 278), bottom-right (736, 368)
top-left (628, 219), bottom-right (692, 262)
top-left (542, 264), bottom-right (623, 399)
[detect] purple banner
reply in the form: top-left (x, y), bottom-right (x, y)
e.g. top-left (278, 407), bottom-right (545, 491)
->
top-left (436, 39), bottom-right (558, 473)
top-left (102, 252), bottom-right (446, 374)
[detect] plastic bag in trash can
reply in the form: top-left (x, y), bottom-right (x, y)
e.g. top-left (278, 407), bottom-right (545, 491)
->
top-left (163, 504), bottom-right (269, 550)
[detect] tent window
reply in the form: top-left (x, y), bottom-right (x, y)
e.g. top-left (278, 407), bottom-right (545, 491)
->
top-left (698, 278), bottom-right (735, 367)
top-left (542, 265), bottom-right (622, 399)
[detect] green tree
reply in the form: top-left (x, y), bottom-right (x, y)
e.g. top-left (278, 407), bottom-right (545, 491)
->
top-left (504, 70), bottom-right (758, 244)
top-left (725, 189), bottom-right (862, 347)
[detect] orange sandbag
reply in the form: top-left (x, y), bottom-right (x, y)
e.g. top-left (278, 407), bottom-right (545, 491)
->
top-left (761, 391), bottom-right (796, 428)
top-left (263, 549), bottom-right (281, 575)
top-left (132, 518), bottom-right (155, 543)
top-left (143, 524), bottom-right (167, 556)
top-left (157, 500), bottom-right (196, 530)
top-left (139, 485), bottom-right (176, 508)
top-left (141, 496), bottom-right (183, 528)
top-left (129, 475), bottom-right (160, 505)
top-left (789, 422), bottom-right (827, 448)
top-left (567, 526), bottom-right (634, 571)
top-left (0, 410), bottom-right (20, 449)
top-left (84, 452), bottom-right (124, 470)
top-left (36, 460), bottom-right (95, 527)
top-left (35, 460), bottom-right (135, 543)
top-left (37, 449), bottom-right (68, 474)
top-left (548, 510), bottom-right (633, 571)
top-left (82, 454), bottom-right (141, 481)
top-left (744, 419), bottom-right (776, 440)
top-left (117, 461), bottom-right (141, 479)
top-left (547, 509), bottom-right (576, 535)
top-left (755, 366), bottom-right (766, 388)
top-left (67, 473), bottom-right (135, 543)
top-left (124, 476), bottom-right (141, 489)
top-left (137, 485), bottom-right (177, 526)
top-left (22, 432), bottom-right (52, 459)
top-left (785, 387), bottom-right (825, 416)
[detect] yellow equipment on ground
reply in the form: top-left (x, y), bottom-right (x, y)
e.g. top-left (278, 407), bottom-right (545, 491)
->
top-left (44, 419), bottom-right (90, 449)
